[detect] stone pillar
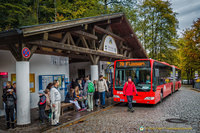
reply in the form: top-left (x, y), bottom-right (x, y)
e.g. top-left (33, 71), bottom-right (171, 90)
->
top-left (16, 61), bottom-right (30, 125)
top-left (90, 65), bottom-right (99, 82)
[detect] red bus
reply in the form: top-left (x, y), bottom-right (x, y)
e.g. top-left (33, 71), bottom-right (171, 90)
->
top-left (113, 59), bottom-right (181, 104)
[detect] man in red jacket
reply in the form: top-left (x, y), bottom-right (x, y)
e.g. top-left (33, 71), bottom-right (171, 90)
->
top-left (123, 76), bottom-right (138, 112)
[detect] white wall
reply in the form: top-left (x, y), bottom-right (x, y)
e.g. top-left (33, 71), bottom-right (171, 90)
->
top-left (69, 62), bottom-right (91, 80)
top-left (0, 50), bottom-right (69, 116)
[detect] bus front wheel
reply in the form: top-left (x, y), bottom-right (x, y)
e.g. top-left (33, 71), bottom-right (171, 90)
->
top-left (160, 92), bottom-right (163, 103)
top-left (170, 87), bottom-right (173, 95)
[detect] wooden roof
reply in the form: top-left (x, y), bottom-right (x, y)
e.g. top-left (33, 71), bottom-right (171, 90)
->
top-left (0, 13), bottom-right (148, 59)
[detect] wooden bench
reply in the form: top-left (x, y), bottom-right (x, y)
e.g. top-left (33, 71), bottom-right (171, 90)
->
top-left (61, 103), bottom-right (74, 116)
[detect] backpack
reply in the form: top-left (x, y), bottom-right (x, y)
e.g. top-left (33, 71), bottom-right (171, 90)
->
top-left (6, 95), bottom-right (15, 108)
top-left (88, 82), bottom-right (95, 93)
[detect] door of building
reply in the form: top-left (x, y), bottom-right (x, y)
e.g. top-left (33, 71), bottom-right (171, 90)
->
top-left (78, 69), bottom-right (85, 79)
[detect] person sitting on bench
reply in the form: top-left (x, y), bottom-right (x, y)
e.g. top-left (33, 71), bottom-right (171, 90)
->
top-left (65, 88), bottom-right (84, 112)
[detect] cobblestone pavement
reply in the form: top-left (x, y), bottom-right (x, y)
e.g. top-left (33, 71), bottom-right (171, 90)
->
top-left (51, 86), bottom-right (200, 133)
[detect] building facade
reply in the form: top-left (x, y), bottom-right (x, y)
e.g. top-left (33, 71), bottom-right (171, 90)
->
top-left (0, 13), bottom-right (147, 125)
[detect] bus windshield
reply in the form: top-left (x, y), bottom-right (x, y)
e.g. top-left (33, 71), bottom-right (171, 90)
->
top-left (115, 61), bottom-right (151, 92)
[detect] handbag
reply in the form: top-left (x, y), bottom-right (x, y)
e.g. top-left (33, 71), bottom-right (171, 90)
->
top-left (106, 91), bottom-right (110, 98)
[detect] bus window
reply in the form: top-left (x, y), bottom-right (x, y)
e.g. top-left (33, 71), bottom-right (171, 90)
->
top-left (153, 61), bottom-right (172, 86)
top-left (115, 68), bottom-right (151, 92)
top-left (115, 69), bottom-right (125, 88)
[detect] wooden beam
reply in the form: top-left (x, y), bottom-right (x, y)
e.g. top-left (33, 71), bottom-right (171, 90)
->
top-left (92, 28), bottom-right (96, 50)
top-left (94, 25), bottom-right (125, 42)
top-left (29, 45), bottom-right (38, 59)
top-left (119, 41), bottom-right (124, 54)
top-left (80, 36), bottom-right (95, 64)
top-left (98, 35), bottom-right (106, 50)
top-left (9, 44), bottom-right (20, 61)
top-left (43, 33), bottom-right (48, 40)
top-left (121, 45), bottom-right (132, 51)
top-left (80, 36), bottom-right (89, 48)
top-left (123, 50), bottom-right (128, 57)
top-left (72, 30), bottom-right (98, 40)
top-left (29, 40), bottom-right (129, 59)
top-left (60, 32), bottom-right (69, 43)
top-left (35, 49), bottom-right (89, 60)
top-left (128, 52), bottom-right (132, 58)
top-left (106, 25), bottom-right (112, 32)
top-left (68, 32), bottom-right (75, 46)
top-left (94, 55), bottom-right (100, 65)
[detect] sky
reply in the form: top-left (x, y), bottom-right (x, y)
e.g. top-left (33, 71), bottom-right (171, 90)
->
top-left (170, 0), bottom-right (200, 35)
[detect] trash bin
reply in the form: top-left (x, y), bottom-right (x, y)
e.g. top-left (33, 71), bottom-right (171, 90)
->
top-left (195, 81), bottom-right (200, 89)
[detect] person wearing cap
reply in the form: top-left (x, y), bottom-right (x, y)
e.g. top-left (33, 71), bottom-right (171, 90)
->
top-left (123, 76), bottom-right (138, 112)
top-left (38, 90), bottom-right (48, 124)
top-left (97, 75), bottom-right (109, 108)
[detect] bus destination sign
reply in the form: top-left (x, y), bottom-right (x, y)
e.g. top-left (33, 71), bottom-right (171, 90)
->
top-left (116, 61), bottom-right (150, 68)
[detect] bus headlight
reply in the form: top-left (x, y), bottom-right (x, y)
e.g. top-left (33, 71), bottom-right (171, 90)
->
top-left (144, 97), bottom-right (155, 100)
top-left (113, 95), bottom-right (120, 98)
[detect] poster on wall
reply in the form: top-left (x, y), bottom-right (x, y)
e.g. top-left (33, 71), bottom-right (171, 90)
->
top-left (41, 76), bottom-right (53, 91)
top-left (103, 35), bottom-right (117, 54)
top-left (11, 73), bottom-right (35, 93)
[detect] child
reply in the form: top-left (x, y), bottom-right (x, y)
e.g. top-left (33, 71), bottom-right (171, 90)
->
top-left (44, 88), bottom-right (51, 121)
top-left (38, 90), bottom-right (48, 124)
top-left (65, 88), bottom-right (84, 112)
top-left (93, 80), bottom-right (99, 107)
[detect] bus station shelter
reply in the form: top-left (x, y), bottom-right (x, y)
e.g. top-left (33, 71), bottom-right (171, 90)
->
top-left (0, 13), bottom-right (147, 125)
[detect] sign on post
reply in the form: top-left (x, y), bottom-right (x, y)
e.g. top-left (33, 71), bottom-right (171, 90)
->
top-left (22, 47), bottom-right (31, 58)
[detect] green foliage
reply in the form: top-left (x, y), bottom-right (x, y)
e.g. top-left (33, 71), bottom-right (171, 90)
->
top-left (136, 0), bottom-right (178, 62)
top-left (177, 18), bottom-right (200, 80)
top-left (0, 0), bottom-right (33, 30)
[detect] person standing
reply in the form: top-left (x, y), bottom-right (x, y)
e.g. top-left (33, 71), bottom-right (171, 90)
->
top-left (97, 75), bottom-right (109, 108)
top-left (123, 76), bottom-right (138, 112)
top-left (2, 81), bottom-right (16, 129)
top-left (84, 75), bottom-right (95, 111)
top-left (38, 90), bottom-right (48, 124)
top-left (45, 83), bottom-right (53, 120)
top-left (12, 83), bottom-right (17, 113)
top-left (50, 80), bottom-right (61, 126)
top-left (93, 80), bottom-right (99, 107)
top-left (44, 88), bottom-right (51, 121)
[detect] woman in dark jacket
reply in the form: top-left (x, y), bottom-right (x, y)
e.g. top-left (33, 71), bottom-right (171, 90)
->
top-left (2, 81), bottom-right (16, 129)
top-left (65, 88), bottom-right (83, 111)
top-left (93, 80), bottom-right (99, 107)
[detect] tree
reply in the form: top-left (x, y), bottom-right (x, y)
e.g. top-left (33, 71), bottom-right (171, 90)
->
top-left (177, 18), bottom-right (200, 81)
top-left (0, 0), bottom-right (36, 30)
top-left (136, 0), bottom-right (178, 62)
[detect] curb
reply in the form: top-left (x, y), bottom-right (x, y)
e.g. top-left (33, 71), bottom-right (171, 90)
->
top-left (190, 88), bottom-right (200, 92)
top-left (44, 102), bottom-right (118, 133)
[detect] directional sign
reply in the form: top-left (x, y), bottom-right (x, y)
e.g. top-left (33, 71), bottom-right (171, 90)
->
top-left (22, 47), bottom-right (31, 58)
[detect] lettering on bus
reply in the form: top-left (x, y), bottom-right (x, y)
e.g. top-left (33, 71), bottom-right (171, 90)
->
top-left (117, 61), bottom-right (150, 68)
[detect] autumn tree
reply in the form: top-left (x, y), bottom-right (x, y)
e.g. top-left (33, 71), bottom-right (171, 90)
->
top-left (177, 18), bottom-right (200, 81)
top-left (136, 0), bottom-right (178, 62)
